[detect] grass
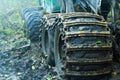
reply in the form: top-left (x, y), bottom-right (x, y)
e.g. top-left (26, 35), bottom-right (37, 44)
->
top-left (0, 27), bottom-right (3, 33)
top-left (15, 30), bottom-right (24, 35)
top-left (0, 28), bottom-right (14, 35)
top-left (116, 20), bottom-right (120, 25)
top-left (3, 29), bottom-right (14, 35)
top-left (47, 76), bottom-right (52, 80)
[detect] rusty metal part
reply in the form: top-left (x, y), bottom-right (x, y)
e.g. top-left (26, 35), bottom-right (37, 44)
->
top-left (46, 12), bottom-right (113, 79)
top-left (59, 12), bottom-right (105, 21)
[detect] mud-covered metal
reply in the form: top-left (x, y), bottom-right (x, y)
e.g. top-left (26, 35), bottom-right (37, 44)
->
top-left (51, 12), bottom-right (113, 77)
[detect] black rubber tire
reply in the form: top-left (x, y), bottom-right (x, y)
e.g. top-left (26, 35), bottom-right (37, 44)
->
top-left (21, 8), bottom-right (44, 42)
top-left (116, 31), bottom-right (120, 46)
top-left (100, 0), bottom-right (111, 20)
top-left (47, 52), bottom-right (55, 66)
top-left (54, 25), bottom-right (64, 75)
top-left (42, 27), bottom-right (49, 55)
top-left (54, 26), bottom-right (61, 63)
top-left (21, 7), bottom-right (43, 19)
top-left (21, 8), bottom-right (36, 20)
top-left (42, 26), bottom-right (55, 66)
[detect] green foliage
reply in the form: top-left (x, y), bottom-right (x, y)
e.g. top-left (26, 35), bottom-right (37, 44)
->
top-left (0, 27), bottom-right (14, 35)
top-left (0, 0), bottom-right (38, 13)
top-left (0, 0), bottom-right (38, 36)
top-left (15, 30), bottom-right (24, 35)
top-left (3, 29), bottom-right (14, 35)
top-left (47, 76), bottom-right (52, 80)
top-left (32, 66), bottom-right (36, 70)
top-left (116, 20), bottom-right (120, 25)
top-left (0, 27), bottom-right (3, 33)
top-left (9, 12), bottom-right (23, 27)
top-left (107, 11), bottom-right (112, 22)
top-left (96, 40), bottom-right (102, 45)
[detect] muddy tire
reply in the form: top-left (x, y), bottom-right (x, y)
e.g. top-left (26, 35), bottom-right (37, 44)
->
top-left (42, 23), bottom-right (55, 66)
top-left (21, 7), bottom-right (43, 19)
top-left (116, 30), bottom-right (120, 46)
top-left (42, 27), bottom-right (55, 66)
top-left (101, 0), bottom-right (111, 20)
top-left (54, 24), bottom-right (65, 75)
top-left (41, 14), bottom-right (60, 66)
top-left (21, 8), bottom-right (44, 42)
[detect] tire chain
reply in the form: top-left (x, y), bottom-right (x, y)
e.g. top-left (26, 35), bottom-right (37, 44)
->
top-left (44, 12), bottom-right (113, 79)
top-left (57, 12), bottom-right (113, 77)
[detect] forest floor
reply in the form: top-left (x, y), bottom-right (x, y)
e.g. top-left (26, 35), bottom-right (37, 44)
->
top-left (0, 33), bottom-right (60, 80)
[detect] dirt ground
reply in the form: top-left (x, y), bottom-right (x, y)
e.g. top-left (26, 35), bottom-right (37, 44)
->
top-left (0, 33), bottom-right (60, 80)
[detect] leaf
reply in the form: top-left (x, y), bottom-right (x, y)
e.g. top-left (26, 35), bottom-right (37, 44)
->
top-left (47, 76), bottom-right (52, 80)
top-left (32, 66), bottom-right (35, 70)
top-left (96, 40), bottom-right (102, 45)
top-left (3, 29), bottom-right (14, 35)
